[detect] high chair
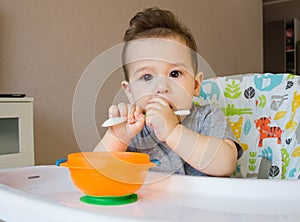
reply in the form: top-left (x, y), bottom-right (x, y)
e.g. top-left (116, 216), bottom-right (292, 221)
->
top-left (194, 73), bottom-right (300, 179)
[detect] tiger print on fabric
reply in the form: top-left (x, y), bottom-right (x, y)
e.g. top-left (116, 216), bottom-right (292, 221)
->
top-left (255, 116), bottom-right (283, 147)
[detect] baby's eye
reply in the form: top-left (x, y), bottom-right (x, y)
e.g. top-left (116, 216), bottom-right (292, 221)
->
top-left (142, 74), bottom-right (153, 81)
top-left (169, 70), bottom-right (182, 78)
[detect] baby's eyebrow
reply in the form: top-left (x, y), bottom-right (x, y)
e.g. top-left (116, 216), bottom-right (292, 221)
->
top-left (171, 62), bottom-right (188, 69)
top-left (134, 66), bottom-right (153, 75)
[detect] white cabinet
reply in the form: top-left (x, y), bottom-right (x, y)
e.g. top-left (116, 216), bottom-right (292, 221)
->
top-left (0, 98), bottom-right (34, 168)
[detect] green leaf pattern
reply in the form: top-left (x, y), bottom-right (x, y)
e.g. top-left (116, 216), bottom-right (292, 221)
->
top-left (248, 152), bottom-right (257, 172)
top-left (224, 80), bottom-right (242, 99)
top-left (281, 148), bottom-right (290, 179)
top-left (258, 94), bottom-right (266, 108)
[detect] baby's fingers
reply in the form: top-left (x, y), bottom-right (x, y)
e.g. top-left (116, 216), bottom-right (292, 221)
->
top-left (134, 105), bottom-right (145, 121)
top-left (117, 103), bottom-right (128, 118)
top-left (133, 104), bottom-right (145, 131)
top-left (127, 104), bottom-right (136, 124)
top-left (135, 104), bottom-right (144, 116)
top-left (108, 105), bottom-right (120, 118)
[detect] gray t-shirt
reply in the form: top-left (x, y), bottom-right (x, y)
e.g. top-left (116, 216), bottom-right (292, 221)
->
top-left (127, 104), bottom-right (243, 176)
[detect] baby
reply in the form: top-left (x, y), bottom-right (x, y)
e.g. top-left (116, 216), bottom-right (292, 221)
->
top-left (95, 7), bottom-right (242, 177)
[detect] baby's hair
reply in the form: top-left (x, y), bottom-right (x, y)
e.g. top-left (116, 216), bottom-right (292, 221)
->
top-left (122, 7), bottom-right (198, 81)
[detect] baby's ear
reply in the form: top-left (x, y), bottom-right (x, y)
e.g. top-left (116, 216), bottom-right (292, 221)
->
top-left (121, 81), bottom-right (134, 103)
top-left (193, 72), bottom-right (203, 96)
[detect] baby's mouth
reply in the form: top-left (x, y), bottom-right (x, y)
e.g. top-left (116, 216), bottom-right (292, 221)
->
top-left (148, 96), bottom-right (176, 110)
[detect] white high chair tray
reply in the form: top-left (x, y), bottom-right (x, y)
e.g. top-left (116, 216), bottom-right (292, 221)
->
top-left (0, 165), bottom-right (299, 222)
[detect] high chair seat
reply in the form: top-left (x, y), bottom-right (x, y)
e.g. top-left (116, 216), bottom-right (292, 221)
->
top-left (194, 73), bottom-right (300, 179)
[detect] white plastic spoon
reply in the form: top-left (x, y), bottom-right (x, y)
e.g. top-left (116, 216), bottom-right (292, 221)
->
top-left (101, 110), bottom-right (191, 127)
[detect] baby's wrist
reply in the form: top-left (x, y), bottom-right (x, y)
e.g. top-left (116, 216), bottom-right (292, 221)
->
top-left (105, 129), bottom-right (131, 148)
top-left (165, 124), bottom-right (182, 147)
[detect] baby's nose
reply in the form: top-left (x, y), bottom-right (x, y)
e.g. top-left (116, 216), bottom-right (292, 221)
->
top-left (155, 77), bottom-right (170, 94)
top-left (156, 88), bottom-right (169, 94)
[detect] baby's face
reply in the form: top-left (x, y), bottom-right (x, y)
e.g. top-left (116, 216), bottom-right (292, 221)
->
top-left (123, 37), bottom-right (202, 111)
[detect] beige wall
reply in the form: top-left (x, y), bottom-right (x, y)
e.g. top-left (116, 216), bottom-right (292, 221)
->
top-left (0, 0), bottom-right (263, 165)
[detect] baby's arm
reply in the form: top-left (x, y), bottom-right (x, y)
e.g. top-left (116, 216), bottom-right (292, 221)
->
top-left (94, 130), bottom-right (128, 152)
top-left (94, 103), bottom-right (145, 152)
top-left (166, 125), bottom-right (237, 176)
top-left (144, 97), bottom-right (237, 176)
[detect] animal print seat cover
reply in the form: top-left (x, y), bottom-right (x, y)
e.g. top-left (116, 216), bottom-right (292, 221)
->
top-left (194, 73), bottom-right (300, 179)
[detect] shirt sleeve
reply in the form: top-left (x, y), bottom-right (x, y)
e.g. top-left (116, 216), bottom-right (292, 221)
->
top-left (200, 105), bottom-right (243, 159)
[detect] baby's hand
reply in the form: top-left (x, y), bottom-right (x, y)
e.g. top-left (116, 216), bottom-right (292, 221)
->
top-left (145, 97), bottom-right (179, 141)
top-left (108, 103), bottom-right (145, 145)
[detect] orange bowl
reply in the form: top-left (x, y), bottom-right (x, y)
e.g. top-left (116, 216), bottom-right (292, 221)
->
top-left (59, 152), bottom-right (156, 197)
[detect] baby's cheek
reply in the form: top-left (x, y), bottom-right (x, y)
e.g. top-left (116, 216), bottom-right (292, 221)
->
top-left (173, 94), bottom-right (193, 110)
top-left (130, 92), bottom-right (147, 106)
